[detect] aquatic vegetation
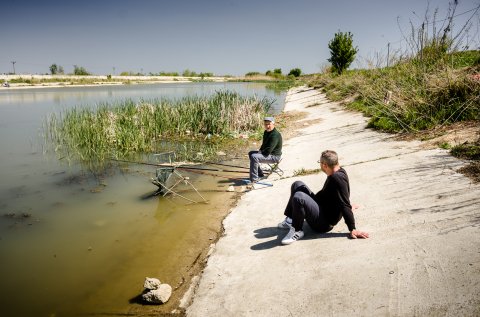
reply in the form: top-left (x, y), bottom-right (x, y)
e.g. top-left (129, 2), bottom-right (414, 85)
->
top-left (45, 90), bottom-right (273, 168)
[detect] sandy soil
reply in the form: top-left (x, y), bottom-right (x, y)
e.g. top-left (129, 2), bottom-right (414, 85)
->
top-left (184, 86), bottom-right (480, 316)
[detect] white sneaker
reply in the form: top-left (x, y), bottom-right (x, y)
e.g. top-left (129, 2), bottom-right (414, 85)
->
top-left (277, 217), bottom-right (292, 229)
top-left (281, 227), bottom-right (304, 245)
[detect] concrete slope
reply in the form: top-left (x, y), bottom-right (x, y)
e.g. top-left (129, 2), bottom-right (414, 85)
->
top-left (186, 86), bottom-right (480, 317)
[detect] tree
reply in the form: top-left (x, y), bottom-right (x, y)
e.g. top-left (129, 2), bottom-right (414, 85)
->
top-left (49, 64), bottom-right (64, 75)
top-left (273, 68), bottom-right (282, 74)
top-left (288, 68), bottom-right (302, 77)
top-left (327, 31), bottom-right (358, 75)
top-left (50, 64), bottom-right (58, 75)
top-left (73, 65), bottom-right (90, 75)
top-left (182, 69), bottom-right (198, 77)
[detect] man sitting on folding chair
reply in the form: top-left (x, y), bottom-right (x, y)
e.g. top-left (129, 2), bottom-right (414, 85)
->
top-left (248, 116), bottom-right (282, 183)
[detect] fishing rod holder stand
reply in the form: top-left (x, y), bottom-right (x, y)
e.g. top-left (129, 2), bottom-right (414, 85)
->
top-left (151, 166), bottom-right (207, 204)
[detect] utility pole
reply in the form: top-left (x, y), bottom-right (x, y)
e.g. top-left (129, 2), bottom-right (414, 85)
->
top-left (11, 61), bottom-right (16, 74)
top-left (387, 42), bottom-right (390, 68)
top-left (419, 23), bottom-right (425, 63)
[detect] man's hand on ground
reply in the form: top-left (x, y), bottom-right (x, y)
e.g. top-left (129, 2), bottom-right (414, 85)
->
top-left (349, 230), bottom-right (369, 239)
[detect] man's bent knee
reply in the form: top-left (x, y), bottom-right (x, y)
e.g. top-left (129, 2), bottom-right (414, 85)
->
top-left (291, 180), bottom-right (306, 191)
top-left (293, 191), bottom-right (310, 203)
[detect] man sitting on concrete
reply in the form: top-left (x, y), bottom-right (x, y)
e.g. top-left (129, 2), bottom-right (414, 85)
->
top-left (278, 150), bottom-right (369, 245)
top-left (248, 116), bottom-right (282, 183)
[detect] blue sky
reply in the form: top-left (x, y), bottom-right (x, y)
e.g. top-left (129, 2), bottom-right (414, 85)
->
top-left (1, 0), bottom-right (479, 75)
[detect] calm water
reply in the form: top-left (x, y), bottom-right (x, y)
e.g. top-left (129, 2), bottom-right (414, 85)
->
top-left (0, 82), bottom-right (285, 316)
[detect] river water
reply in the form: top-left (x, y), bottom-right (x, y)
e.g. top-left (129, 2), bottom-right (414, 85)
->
top-left (0, 82), bottom-right (285, 316)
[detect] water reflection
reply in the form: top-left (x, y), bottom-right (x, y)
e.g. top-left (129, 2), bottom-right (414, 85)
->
top-left (0, 82), bottom-right (284, 111)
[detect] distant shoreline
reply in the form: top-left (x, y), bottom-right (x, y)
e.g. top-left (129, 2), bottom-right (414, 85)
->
top-left (0, 74), bottom-right (231, 90)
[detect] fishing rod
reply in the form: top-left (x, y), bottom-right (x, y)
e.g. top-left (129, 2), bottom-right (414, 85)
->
top-left (183, 167), bottom-right (250, 181)
top-left (178, 166), bottom-right (249, 174)
top-left (203, 161), bottom-right (249, 170)
top-left (110, 158), bottom-right (249, 174)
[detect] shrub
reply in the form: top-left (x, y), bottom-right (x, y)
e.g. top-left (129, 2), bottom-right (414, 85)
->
top-left (288, 68), bottom-right (302, 77)
top-left (74, 65), bottom-right (90, 76)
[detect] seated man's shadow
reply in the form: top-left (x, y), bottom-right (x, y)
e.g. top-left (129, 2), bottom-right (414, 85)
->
top-left (250, 226), bottom-right (349, 250)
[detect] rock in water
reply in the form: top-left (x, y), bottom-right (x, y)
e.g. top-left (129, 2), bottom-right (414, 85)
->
top-left (142, 284), bottom-right (172, 304)
top-left (144, 277), bottom-right (161, 290)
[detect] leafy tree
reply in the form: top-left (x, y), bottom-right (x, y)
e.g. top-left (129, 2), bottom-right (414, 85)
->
top-left (73, 65), bottom-right (90, 75)
top-left (182, 69), bottom-right (198, 77)
top-left (273, 68), bottom-right (282, 74)
top-left (49, 64), bottom-right (58, 75)
top-left (288, 68), bottom-right (302, 77)
top-left (50, 64), bottom-right (65, 75)
top-left (327, 31), bottom-right (358, 75)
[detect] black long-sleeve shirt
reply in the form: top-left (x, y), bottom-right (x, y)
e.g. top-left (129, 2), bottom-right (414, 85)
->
top-left (314, 167), bottom-right (356, 231)
top-left (260, 128), bottom-right (282, 156)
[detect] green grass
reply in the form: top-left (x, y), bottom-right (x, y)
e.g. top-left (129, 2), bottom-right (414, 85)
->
top-left (439, 142), bottom-right (452, 150)
top-left (451, 142), bottom-right (480, 160)
top-left (309, 50), bottom-right (480, 132)
top-left (45, 90), bottom-right (273, 169)
top-left (451, 140), bottom-right (480, 183)
top-left (265, 79), bottom-right (300, 93)
top-left (293, 168), bottom-right (321, 176)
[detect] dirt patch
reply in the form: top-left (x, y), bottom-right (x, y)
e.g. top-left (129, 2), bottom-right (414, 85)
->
top-left (458, 162), bottom-right (480, 183)
top-left (395, 120), bottom-right (480, 183)
top-left (395, 120), bottom-right (480, 148)
top-left (275, 110), bottom-right (320, 139)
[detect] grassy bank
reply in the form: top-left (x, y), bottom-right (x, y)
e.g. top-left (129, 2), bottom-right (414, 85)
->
top-left (308, 50), bottom-right (479, 132)
top-left (45, 91), bottom-right (273, 168)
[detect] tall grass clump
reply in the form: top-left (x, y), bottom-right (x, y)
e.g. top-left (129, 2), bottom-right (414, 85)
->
top-left (309, 1), bottom-right (480, 132)
top-left (45, 90), bottom-right (273, 167)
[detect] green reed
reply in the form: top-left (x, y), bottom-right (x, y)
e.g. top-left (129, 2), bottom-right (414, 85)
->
top-left (45, 90), bottom-right (273, 167)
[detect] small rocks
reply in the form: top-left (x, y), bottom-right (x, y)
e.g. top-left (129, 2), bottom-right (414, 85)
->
top-left (226, 185), bottom-right (235, 192)
top-left (141, 277), bottom-right (172, 304)
top-left (144, 277), bottom-right (162, 290)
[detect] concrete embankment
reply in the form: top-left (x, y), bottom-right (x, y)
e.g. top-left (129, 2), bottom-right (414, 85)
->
top-left (184, 86), bottom-right (480, 316)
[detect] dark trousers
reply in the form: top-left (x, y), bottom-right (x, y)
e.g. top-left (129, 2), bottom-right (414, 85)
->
top-left (284, 181), bottom-right (333, 232)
